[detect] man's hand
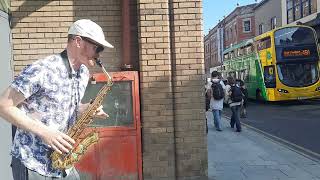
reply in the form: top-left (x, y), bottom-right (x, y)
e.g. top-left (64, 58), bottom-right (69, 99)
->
top-left (94, 105), bottom-right (109, 119)
top-left (40, 128), bottom-right (75, 154)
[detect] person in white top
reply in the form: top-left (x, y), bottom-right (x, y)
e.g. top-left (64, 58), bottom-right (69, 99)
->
top-left (206, 71), bottom-right (226, 131)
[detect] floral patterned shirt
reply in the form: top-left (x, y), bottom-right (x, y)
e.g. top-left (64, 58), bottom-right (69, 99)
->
top-left (10, 52), bottom-right (89, 177)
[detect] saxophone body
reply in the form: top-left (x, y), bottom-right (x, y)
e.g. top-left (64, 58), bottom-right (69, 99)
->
top-left (51, 59), bottom-right (112, 170)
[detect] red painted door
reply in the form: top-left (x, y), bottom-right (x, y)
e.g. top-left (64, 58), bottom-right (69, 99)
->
top-left (75, 71), bottom-right (142, 180)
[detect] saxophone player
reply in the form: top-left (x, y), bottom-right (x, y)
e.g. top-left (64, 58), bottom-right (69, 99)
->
top-left (0, 19), bottom-right (113, 180)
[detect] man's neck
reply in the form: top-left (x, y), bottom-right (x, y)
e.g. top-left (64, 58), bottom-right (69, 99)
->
top-left (66, 48), bottom-right (81, 71)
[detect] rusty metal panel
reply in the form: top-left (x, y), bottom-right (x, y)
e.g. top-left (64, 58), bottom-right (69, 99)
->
top-left (75, 71), bottom-right (142, 180)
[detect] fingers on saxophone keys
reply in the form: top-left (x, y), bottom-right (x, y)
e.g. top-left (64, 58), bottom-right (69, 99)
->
top-left (50, 144), bottom-right (62, 154)
top-left (54, 135), bottom-right (75, 154)
top-left (52, 138), bottom-right (71, 154)
top-left (61, 133), bottom-right (75, 145)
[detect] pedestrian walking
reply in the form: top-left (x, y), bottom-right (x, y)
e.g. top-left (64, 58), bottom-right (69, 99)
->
top-left (226, 76), bottom-right (243, 132)
top-left (206, 71), bottom-right (226, 131)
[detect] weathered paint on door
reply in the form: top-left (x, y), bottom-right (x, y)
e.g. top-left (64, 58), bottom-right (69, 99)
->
top-left (75, 71), bottom-right (142, 180)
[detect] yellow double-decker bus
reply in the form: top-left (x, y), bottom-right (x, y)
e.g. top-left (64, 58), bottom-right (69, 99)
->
top-left (222, 25), bottom-right (320, 101)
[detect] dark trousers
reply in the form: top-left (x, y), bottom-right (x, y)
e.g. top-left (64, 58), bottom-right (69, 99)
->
top-left (230, 105), bottom-right (241, 131)
top-left (11, 157), bottom-right (80, 180)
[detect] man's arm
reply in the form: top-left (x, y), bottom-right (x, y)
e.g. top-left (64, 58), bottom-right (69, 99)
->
top-left (206, 88), bottom-right (212, 99)
top-left (0, 87), bottom-right (74, 154)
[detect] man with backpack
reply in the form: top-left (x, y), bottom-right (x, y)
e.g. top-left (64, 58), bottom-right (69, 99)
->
top-left (205, 71), bottom-right (226, 131)
top-left (226, 76), bottom-right (243, 132)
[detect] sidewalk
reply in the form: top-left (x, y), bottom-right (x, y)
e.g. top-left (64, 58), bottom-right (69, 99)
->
top-left (207, 116), bottom-right (320, 180)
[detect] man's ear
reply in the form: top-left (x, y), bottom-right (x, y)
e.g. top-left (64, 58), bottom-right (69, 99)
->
top-left (74, 36), bottom-right (82, 48)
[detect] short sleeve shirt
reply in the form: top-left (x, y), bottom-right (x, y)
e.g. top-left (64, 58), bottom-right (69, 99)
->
top-left (10, 53), bottom-right (90, 177)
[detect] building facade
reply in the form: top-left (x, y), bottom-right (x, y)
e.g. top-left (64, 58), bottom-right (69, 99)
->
top-left (281, 0), bottom-right (320, 39)
top-left (204, 4), bottom-right (256, 76)
top-left (224, 4), bottom-right (256, 48)
top-left (254, 0), bottom-right (282, 36)
top-left (204, 23), bottom-right (223, 76)
top-left (3, 0), bottom-right (207, 180)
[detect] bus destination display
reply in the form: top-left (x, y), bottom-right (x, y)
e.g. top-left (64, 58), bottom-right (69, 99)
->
top-left (283, 49), bottom-right (311, 57)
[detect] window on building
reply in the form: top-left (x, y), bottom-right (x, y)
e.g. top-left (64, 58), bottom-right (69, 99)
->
top-left (287, 9), bottom-right (294, 23)
top-left (243, 19), bottom-right (251, 32)
top-left (302, 0), bottom-right (310, 17)
top-left (287, 0), bottom-right (317, 24)
top-left (311, 0), bottom-right (317, 14)
top-left (287, 0), bottom-right (294, 23)
top-left (294, 2), bottom-right (301, 20)
top-left (259, 23), bottom-right (264, 35)
top-left (271, 17), bottom-right (277, 30)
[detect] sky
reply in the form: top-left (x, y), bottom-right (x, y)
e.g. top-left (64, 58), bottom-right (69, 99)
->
top-left (203, 0), bottom-right (262, 35)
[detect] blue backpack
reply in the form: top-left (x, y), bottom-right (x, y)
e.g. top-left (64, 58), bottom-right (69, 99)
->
top-left (230, 85), bottom-right (243, 102)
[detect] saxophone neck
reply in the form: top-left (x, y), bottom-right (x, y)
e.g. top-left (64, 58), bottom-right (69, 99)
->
top-left (95, 59), bottom-right (112, 86)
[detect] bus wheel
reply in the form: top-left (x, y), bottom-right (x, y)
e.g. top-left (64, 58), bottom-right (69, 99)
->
top-left (256, 90), bottom-right (263, 102)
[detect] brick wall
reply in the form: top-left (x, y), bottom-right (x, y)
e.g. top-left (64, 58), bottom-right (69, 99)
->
top-left (10, 0), bottom-right (122, 75)
top-left (137, 0), bottom-right (207, 179)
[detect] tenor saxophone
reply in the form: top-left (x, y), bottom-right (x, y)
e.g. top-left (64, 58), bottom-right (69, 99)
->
top-left (51, 59), bottom-right (113, 170)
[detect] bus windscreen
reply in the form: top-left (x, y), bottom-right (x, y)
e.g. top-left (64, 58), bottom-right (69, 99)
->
top-left (274, 27), bottom-right (319, 62)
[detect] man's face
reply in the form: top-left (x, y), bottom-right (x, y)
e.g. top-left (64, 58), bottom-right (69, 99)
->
top-left (76, 36), bottom-right (104, 67)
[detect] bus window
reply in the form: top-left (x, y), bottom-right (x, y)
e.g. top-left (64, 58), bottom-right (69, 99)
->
top-left (246, 45), bottom-right (251, 54)
top-left (244, 69), bottom-right (249, 81)
top-left (230, 51), bottom-right (235, 58)
top-left (239, 70), bottom-right (245, 81)
top-left (224, 54), bottom-right (229, 60)
top-left (236, 71), bottom-right (239, 79)
top-left (264, 65), bottom-right (276, 88)
top-left (257, 37), bottom-right (271, 51)
top-left (229, 72), bottom-right (236, 79)
top-left (236, 48), bottom-right (243, 56)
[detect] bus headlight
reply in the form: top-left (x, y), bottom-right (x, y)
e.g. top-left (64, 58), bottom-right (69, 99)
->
top-left (315, 87), bottom-right (320, 91)
top-left (277, 89), bottom-right (289, 93)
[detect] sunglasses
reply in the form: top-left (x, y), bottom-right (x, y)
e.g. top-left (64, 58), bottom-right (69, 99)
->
top-left (81, 37), bottom-right (104, 53)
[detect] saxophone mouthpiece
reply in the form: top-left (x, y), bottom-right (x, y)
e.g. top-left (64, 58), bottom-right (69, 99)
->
top-left (95, 58), bottom-right (113, 85)
top-left (95, 58), bottom-right (103, 67)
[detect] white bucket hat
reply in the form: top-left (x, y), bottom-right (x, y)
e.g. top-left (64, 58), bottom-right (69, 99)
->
top-left (68, 19), bottom-right (114, 48)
